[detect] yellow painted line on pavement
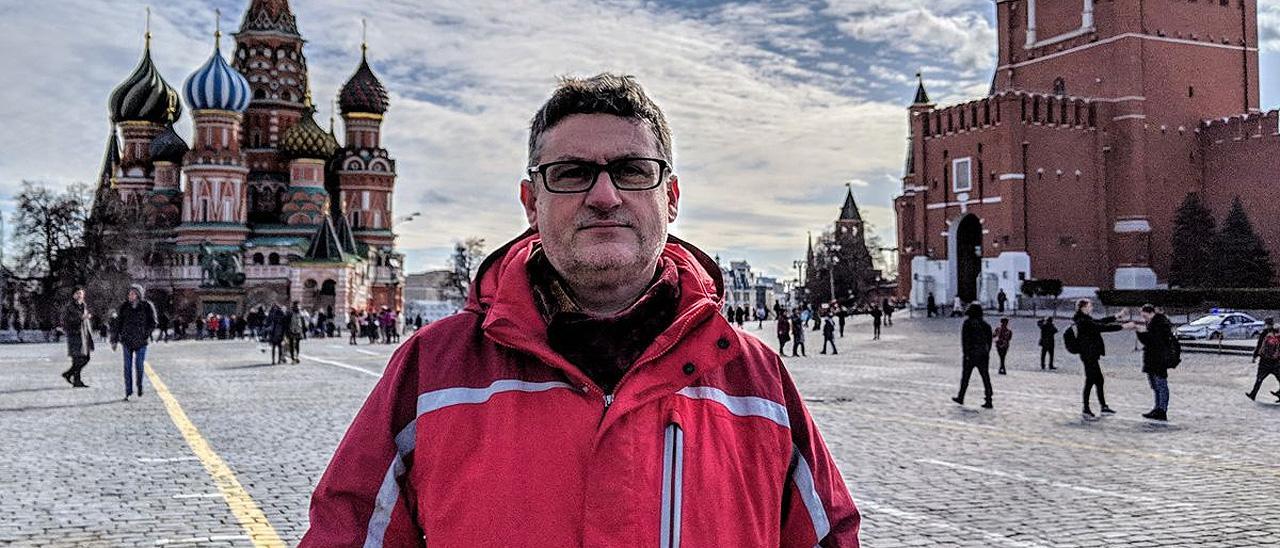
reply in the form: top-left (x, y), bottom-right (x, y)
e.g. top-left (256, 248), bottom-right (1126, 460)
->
top-left (146, 363), bottom-right (286, 548)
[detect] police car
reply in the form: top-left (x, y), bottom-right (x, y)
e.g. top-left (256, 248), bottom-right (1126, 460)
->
top-left (1174, 310), bottom-right (1267, 341)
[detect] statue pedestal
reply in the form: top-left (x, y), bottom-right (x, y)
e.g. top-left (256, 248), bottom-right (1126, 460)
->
top-left (195, 287), bottom-right (247, 318)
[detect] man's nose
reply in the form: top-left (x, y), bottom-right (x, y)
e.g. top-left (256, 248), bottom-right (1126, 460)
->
top-left (583, 170), bottom-right (624, 210)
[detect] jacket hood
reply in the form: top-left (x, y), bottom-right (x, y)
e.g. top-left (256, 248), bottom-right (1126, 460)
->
top-left (128, 284), bottom-right (146, 302)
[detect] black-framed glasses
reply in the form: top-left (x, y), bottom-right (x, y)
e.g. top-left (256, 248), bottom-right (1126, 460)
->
top-left (527, 157), bottom-right (670, 194)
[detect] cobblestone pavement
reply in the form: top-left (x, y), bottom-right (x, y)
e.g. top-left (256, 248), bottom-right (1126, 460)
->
top-left (1, 312), bottom-right (1278, 547)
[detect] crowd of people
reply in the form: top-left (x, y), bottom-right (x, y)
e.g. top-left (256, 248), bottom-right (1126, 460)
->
top-left (54, 285), bottom-right (425, 401)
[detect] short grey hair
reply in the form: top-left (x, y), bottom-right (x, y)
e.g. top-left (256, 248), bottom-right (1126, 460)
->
top-left (527, 73), bottom-right (673, 167)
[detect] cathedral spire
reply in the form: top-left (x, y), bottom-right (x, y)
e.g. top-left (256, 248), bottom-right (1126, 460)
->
top-left (839, 183), bottom-right (863, 222)
top-left (912, 72), bottom-right (931, 105)
top-left (238, 0), bottom-right (299, 36)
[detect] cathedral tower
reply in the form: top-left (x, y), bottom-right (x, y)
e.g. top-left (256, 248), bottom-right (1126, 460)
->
top-left (107, 21), bottom-right (182, 212)
top-left (336, 33), bottom-right (396, 251)
top-left (177, 24), bottom-right (253, 247)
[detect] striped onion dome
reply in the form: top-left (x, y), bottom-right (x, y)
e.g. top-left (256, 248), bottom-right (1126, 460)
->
top-left (281, 105), bottom-right (338, 159)
top-left (183, 43), bottom-right (251, 113)
top-left (109, 43), bottom-right (182, 124)
top-left (149, 124), bottom-right (189, 163)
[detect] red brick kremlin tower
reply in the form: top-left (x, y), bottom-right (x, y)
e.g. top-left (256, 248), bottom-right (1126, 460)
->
top-left (92, 0), bottom-right (404, 321)
top-left (895, 0), bottom-right (1274, 307)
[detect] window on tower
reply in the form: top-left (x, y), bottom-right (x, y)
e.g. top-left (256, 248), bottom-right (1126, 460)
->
top-left (952, 157), bottom-right (973, 193)
top-left (1053, 78), bottom-right (1066, 96)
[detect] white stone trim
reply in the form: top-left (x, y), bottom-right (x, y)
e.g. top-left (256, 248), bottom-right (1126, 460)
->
top-left (1112, 114), bottom-right (1146, 121)
top-left (999, 32), bottom-right (1257, 71)
top-left (1114, 219), bottom-right (1151, 233)
top-left (927, 196), bottom-right (1003, 210)
top-left (997, 173), bottom-right (1025, 181)
top-left (1024, 0), bottom-right (1094, 49)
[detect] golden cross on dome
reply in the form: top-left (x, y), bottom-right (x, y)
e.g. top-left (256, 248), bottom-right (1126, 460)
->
top-left (214, 8), bottom-right (223, 48)
top-left (361, 18), bottom-right (369, 56)
top-left (145, 6), bottom-right (152, 49)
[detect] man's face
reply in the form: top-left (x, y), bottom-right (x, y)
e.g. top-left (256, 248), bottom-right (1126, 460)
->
top-left (1141, 310), bottom-right (1154, 322)
top-left (127, 290), bottom-right (138, 303)
top-left (521, 113), bottom-right (680, 287)
top-left (73, 290), bottom-right (84, 302)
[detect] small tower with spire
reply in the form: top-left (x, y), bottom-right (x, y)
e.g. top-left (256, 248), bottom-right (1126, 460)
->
top-left (177, 10), bottom-right (253, 247)
top-left (336, 19), bottom-right (397, 251)
top-left (279, 92), bottom-right (339, 226)
top-left (107, 8), bottom-right (182, 211)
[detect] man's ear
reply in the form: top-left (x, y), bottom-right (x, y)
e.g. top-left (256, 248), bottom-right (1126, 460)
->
top-left (666, 176), bottom-right (681, 223)
top-left (519, 179), bottom-right (539, 229)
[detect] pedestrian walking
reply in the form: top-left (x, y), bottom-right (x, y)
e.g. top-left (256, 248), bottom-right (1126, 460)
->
top-left (60, 288), bottom-right (94, 388)
top-left (756, 305), bottom-right (767, 329)
top-left (110, 285), bottom-right (156, 401)
top-left (265, 304), bottom-right (287, 364)
top-left (869, 306), bottom-right (882, 340)
top-left (994, 317), bottom-right (1013, 375)
top-left (837, 305), bottom-right (848, 337)
top-left (347, 313), bottom-right (359, 346)
top-left (997, 289), bottom-right (1008, 314)
top-left (791, 309), bottom-right (807, 356)
top-left (881, 298), bottom-right (894, 326)
top-left (951, 295), bottom-right (965, 317)
top-left (287, 302), bottom-right (305, 363)
top-left (1066, 299), bottom-right (1131, 418)
top-left (1133, 304), bottom-right (1176, 420)
top-left (926, 292), bottom-right (938, 318)
top-left (1038, 317), bottom-right (1058, 370)
top-left (821, 314), bottom-right (838, 355)
top-left (1247, 318), bottom-right (1280, 402)
top-left (776, 311), bottom-right (792, 356)
top-left (301, 73), bottom-right (859, 544)
top-left (953, 303), bottom-right (994, 409)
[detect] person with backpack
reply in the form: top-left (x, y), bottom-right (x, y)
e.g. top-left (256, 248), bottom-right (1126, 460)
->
top-left (1133, 304), bottom-right (1177, 421)
top-left (776, 310), bottom-right (792, 356)
top-left (953, 303), bottom-right (994, 409)
top-left (1247, 317), bottom-right (1280, 402)
top-left (993, 317), bottom-right (1013, 375)
top-left (1066, 299), bottom-right (1132, 418)
top-left (821, 314), bottom-right (838, 355)
top-left (1038, 317), bottom-right (1058, 370)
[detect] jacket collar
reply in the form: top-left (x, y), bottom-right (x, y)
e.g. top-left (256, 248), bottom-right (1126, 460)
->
top-left (470, 231), bottom-right (743, 433)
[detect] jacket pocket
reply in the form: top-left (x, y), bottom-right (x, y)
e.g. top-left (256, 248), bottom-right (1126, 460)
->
top-left (659, 422), bottom-right (684, 548)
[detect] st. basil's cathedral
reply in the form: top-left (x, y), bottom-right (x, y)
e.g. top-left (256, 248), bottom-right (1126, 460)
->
top-left (92, 0), bottom-right (403, 320)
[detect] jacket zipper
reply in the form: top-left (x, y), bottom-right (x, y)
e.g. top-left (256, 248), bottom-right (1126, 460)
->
top-left (659, 422), bottom-right (683, 548)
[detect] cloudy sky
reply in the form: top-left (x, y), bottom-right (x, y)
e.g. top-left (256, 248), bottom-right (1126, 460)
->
top-left (4, 0), bottom-right (1280, 280)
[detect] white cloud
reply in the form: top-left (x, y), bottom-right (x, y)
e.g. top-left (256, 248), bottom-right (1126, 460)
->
top-left (0, 0), bottom-right (990, 281)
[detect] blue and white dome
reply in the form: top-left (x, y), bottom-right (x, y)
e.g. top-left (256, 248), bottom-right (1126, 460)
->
top-left (183, 44), bottom-right (251, 113)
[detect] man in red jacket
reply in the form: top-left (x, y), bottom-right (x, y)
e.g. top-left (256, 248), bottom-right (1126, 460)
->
top-left (302, 73), bottom-right (861, 547)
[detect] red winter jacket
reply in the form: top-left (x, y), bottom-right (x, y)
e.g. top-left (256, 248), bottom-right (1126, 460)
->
top-left (301, 232), bottom-right (861, 547)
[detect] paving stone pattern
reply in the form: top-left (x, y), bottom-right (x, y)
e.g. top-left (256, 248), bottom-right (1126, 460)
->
top-left (1, 312), bottom-right (1277, 547)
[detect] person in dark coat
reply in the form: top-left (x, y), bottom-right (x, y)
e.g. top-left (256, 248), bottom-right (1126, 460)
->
top-left (110, 284), bottom-right (156, 401)
top-left (60, 288), bottom-right (94, 388)
top-left (266, 304), bottom-right (288, 364)
top-left (881, 298), bottom-right (894, 326)
top-left (869, 306), bottom-right (882, 340)
top-left (836, 306), bottom-right (848, 337)
top-left (776, 311), bottom-right (792, 356)
top-left (1133, 304), bottom-right (1173, 421)
top-left (1038, 317), bottom-right (1058, 370)
top-left (820, 315), bottom-right (838, 355)
top-left (1072, 299), bottom-right (1131, 418)
top-left (790, 309), bottom-right (806, 357)
top-left (997, 289), bottom-right (1008, 314)
top-left (1247, 317), bottom-right (1280, 402)
top-left (953, 303), bottom-right (994, 408)
top-left (993, 317), bottom-right (1013, 375)
top-left (926, 292), bottom-right (938, 318)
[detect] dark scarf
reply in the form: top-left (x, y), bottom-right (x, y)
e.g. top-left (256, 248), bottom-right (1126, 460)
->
top-left (527, 247), bottom-right (681, 394)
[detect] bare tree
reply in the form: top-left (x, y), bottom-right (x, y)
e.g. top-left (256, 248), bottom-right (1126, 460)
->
top-left (11, 181), bottom-right (89, 280)
top-left (442, 237), bottom-right (486, 301)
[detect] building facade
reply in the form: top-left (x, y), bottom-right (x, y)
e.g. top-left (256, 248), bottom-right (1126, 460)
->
top-left (92, 0), bottom-right (404, 321)
top-left (895, 0), bottom-right (1277, 307)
